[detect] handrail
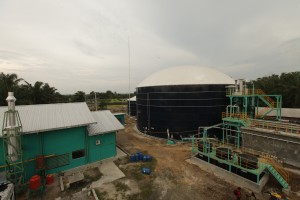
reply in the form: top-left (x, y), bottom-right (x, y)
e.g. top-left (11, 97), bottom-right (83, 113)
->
top-left (222, 112), bottom-right (250, 120)
top-left (197, 139), bottom-right (289, 182)
top-left (226, 88), bottom-right (277, 107)
top-left (260, 153), bottom-right (289, 183)
top-left (250, 119), bottom-right (300, 134)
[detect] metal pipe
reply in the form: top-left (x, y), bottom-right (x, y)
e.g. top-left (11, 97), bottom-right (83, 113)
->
top-left (6, 92), bottom-right (19, 162)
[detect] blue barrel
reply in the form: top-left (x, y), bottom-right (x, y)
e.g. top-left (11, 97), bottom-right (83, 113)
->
top-left (135, 152), bottom-right (140, 161)
top-left (143, 155), bottom-right (148, 162)
top-left (138, 153), bottom-right (144, 161)
top-left (130, 155), bottom-right (136, 162)
top-left (141, 167), bottom-right (151, 175)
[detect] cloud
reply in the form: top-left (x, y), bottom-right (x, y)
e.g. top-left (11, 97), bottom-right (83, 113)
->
top-left (0, 0), bottom-right (299, 94)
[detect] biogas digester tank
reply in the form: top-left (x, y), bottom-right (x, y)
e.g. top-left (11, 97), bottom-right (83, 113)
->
top-left (136, 66), bottom-right (234, 139)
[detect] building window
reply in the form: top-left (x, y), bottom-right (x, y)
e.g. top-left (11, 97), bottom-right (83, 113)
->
top-left (72, 149), bottom-right (85, 159)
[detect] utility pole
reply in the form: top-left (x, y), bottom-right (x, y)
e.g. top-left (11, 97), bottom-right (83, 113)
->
top-left (128, 36), bottom-right (131, 116)
top-left (95, 92), bottom-right (97, 111)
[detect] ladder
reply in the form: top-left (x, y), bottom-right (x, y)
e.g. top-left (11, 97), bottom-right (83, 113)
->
top-left (266, 165), bottom-right (289, 189)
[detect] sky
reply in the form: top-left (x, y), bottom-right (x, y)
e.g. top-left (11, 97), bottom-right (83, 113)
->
top-left (0, 0), bottom-right (300, 94)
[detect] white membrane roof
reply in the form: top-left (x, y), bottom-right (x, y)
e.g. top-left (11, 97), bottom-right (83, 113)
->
top-left (137, 66), bottom-right (235, 87)
top-left (127, 96), bottom-right (136, 101)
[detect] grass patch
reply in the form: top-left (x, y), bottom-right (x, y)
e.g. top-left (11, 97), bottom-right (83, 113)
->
top-left (83, 167), bottom-right (103, 182)
top-left (114, 152), bottom-right (158, 200)
top-left (95, 189), bottom-right (108, 200)
top-left (114, 156), bottom-right (130, 166)
top-left (126, 193), bottom-right (142, 200)
top-left (114, 181), bottom-right (130, 192)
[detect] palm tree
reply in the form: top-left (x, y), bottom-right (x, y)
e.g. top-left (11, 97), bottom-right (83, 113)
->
top-left (22, 81), bottom-right (58, 104)
top-left (0, 72), bottom-right (23, 91)
top-left (0, 73), bottom-right (23, 105)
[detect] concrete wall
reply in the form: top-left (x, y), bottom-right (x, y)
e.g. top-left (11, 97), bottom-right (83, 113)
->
top-left (189, 157), bottom-right (269, 193)
top-left (242, 127), bottom-right (300, 167)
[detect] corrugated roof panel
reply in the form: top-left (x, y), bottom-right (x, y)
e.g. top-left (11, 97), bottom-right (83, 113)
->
top-left (0, 102), bottom-right (96, 135)
top-left (88, 110), bottom-right (124, 136)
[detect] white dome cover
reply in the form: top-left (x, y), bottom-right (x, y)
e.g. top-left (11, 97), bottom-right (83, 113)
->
top-left (137, 66), bottom-right (234, 87)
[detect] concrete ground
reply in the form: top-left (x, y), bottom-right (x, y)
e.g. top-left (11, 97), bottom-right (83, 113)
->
top-left (91, 159), bottom-right (125, 188)
top-left (17, 147), bottom-right (127, 200)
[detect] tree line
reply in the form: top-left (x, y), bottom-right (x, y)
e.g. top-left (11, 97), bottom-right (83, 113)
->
top-left (0, 72), bottom-right (133, 106)
top-left (1, 71), bottom-right (299, 108)
top-left (253, 71), bottom-right (300, 108)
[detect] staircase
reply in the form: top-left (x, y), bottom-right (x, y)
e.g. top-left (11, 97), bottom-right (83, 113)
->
top-left (261, 154), bottom-right (289, 189)
top-left (255, 89), bottom-right (278, 119)
top-left (266, 165), bottom-right (289, 189)
top-left (256, 89), bottom-right (276, 108)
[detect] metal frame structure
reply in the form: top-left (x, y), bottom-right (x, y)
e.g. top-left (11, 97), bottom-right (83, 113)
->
top-left (2, 110), bottom-right (25, 189)
top-left (191, 126), bottom-right (289, 189)
top-left (190, 80), bottom-right (289, 189)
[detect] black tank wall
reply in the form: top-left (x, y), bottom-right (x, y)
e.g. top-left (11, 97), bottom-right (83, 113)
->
top-left (127, 101), bottom-right (137, 116)
top-left (136, 84), bottom-right (229, 139)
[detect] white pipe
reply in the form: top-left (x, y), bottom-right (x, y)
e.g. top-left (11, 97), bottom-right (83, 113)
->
top-left (6, 92), bottom-right (19, 162)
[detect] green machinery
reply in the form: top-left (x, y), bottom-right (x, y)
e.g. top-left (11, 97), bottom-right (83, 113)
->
top-left (191, 80), bottom-right (289, 189)
top-left (1, 92), bottom-right (25, 190)
top-left (222, 79), bottom-right (282, 148)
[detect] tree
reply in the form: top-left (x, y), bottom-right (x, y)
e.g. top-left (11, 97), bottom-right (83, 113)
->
top-left (72, 91), bottom-right (86, 102)
top-left (0, 72), bottom-right (23, 91)
top-left (253, 71), bottom-right (300, 108)
top-left (18, 81), bottom-right (59, 104)
top-left (0, 73), bottom-right (23, 105)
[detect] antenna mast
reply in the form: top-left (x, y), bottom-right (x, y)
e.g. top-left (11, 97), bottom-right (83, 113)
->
top-left (128, 36), bottom-right (131, 116)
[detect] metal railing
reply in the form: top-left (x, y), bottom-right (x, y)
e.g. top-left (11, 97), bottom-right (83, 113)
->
top-left (226, 88), bottom-right (277, 108)
top-left (197, 140), bottom-right (260, 170)
top-left (222, 112), bottom-right (250, 120)
top-left (260, 153), bottom-right (289, 183)
top-left (197, 139), bottom-right (288, 181)
top-left (250, 119), bottom-right (300, 134)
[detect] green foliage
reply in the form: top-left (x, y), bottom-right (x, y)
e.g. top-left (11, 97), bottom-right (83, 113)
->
top-left (253, 71), bottom-right (300, 108)
top-left (0, 72), bottom-right (63, 106)
top-left (72, 91), bottom-right (86, 102)
top-left (95, 189), bottom-right (108, 200)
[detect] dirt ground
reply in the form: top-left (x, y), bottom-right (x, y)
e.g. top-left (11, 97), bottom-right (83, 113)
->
top-left (117, 115), bottom-right (300, 200)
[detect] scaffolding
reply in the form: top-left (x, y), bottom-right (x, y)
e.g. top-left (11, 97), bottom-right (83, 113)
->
top-left (225, 79), bottom-right (282, 120)
top-left (2, 108), bottom-right (25, 189)
top-left (190, 80), bottom-right (289, 189)
top-left (192, 126), bottom-right (289, 189)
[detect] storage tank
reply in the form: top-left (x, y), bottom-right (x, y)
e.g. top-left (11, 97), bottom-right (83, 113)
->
top-left (136, 66), bottom-right (234, 139)
top-left (127, 96), bottom-right (136, 116)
